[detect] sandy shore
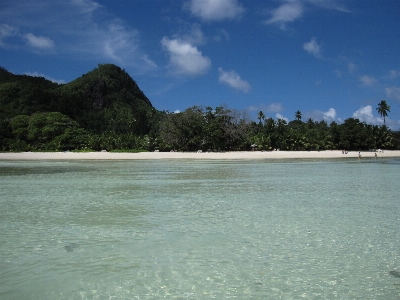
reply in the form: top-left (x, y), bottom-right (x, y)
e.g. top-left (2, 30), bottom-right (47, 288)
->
top-left (0, 150), bottom-right (399, 160)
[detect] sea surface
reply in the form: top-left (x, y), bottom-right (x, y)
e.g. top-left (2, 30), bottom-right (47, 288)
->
top-left (0, 158), bottom-right (399, 299)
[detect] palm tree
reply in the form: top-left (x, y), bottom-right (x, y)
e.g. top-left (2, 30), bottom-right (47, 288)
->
top-left (376, 100), bottom-right (390, 124)
top-left (295, 110), bottom-right (302, 121)
top-left (257, 111), bottom-right (265, 126)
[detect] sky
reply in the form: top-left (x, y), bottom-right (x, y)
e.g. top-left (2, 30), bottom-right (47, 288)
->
top-left (1, 0), bottom-right (400, 129)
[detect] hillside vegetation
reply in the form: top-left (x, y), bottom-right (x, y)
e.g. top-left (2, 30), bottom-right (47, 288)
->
top-left (0, 64), bottom-right (160, 151)
top-left (0, 64), bottom-right (399, 152)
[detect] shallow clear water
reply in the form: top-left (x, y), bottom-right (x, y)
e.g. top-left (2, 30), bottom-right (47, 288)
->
top-left (0, 158), bottom-right (400, 299)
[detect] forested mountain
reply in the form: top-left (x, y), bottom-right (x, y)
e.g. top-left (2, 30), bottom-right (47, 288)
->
top-left (0, 64), bottom-right (156, 134)
top-left (58, 64), bottom-right (155, 135)
top-left (0, 67), bottom-right (60, 119)
top-left (0, 64), bottom-right (160, 151)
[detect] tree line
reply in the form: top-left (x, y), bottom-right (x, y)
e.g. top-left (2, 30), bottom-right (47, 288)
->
top-left (1, 102), bottom-right (398, 152)
top-left (155, 102), bottom-right (397, 152)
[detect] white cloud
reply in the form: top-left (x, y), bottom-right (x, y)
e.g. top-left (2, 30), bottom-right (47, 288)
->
top-left (276, 113), bottom-right (289, 122)
top-left (306, 0), bottom-right (349, 12)
top-left (303, 37), bottom-right (321, 58)
top-left (24, 71), bottom-right (65, 84)
top-left (0, 0), bottom-right (158, 72)
top-left (304, 108), bottom-right (340, 123)
top-left (71, 0), bottom-right (102, 14)
top-left (0, 24), bottom-right (19, 48)
top-left (23, 32), bottom-right (55, 49)
top-left (141, 55), bottom-right (158, 69)
top-left (359, 75), bottom-right (377, 87)
top-left (102, 21), bottom-right (140, 64)
top-left (0, 24), bottom-right (17, 38)
top-left (65, 0), bottom-right (146, 66)
top-left (323, 108), bottom-right (337, 121)
top-left (264, 1), bottom-right (303, 29)
top-left (180, 23), bottom-right (206, 46)
top-left (185, 0), bottom-right (244, 21)
top-left (264, 0), bottom-right (348, 29)
top-left (162, 37), bottom-right (211, 76)
top-left (386, 86), bottom-right (400, 102)
top-left (218, 67), bottom-right (251, 92)
top-left (266, 102), bottom-right (284, 113)
top-left (352, 105), bottom-right (383, 125)
top-left (352, 105), bottom-right (397, 129)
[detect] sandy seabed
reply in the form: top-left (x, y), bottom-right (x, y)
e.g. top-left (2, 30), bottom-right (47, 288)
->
top-left (1, 150), bottom-right (400, 160)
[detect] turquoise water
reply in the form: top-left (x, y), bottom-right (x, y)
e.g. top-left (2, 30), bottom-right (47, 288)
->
top-left (0, 158), bottom-right (399, 299)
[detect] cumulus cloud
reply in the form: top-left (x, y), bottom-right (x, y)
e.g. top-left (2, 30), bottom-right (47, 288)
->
top-left (304, 108), bottom-right (340, 123)
top-left (352, 105), bottom-right (383, 125)
top-left (23, 32), bottom-right (55, 49)
top-left (276, 113), bottom-right (289, 122)
top-left (303, 37), bottom-right (322, 58)
top-left (218, 67), bottom-right (251, 92)
top-left (359, 75), bottom-right (377, 87)
top-left (264, 1), bottom-right (303, 29)
top-left (386, 86), bottom-right (400, 102)
top-left (275, 113), bottom-right (288, 122)
top-left (185, 0), bottom-right (244, 21)
top-left (323, 108), bottom-right (337, 121)
top-left (162, 37), bottom-right (211, 76)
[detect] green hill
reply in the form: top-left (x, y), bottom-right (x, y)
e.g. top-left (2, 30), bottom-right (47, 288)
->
top-left (0, 67), bottom-right (60, 119)
top-left (0, 64), bottom-right (156, 132)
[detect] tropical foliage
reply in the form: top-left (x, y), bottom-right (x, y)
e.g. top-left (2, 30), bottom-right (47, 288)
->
top-left (0, 65), bottom-right (398, 152)
top-left (158, 106), bottom-right (252, 151)
top-left (376, 100), bottom-right (390, 124)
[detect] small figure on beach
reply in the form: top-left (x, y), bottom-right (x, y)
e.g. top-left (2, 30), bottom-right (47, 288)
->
top-left (358, 152), bottom-right (361, 159)
top-left (375, 152), bottom-right (377, 158)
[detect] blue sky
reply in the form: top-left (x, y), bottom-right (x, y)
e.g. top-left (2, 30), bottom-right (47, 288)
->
top-left (1, 0), bottom-right (400, 129)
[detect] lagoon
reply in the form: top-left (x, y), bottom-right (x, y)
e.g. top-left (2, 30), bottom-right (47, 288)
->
top-left (0, 159), bottom-right (399, 299)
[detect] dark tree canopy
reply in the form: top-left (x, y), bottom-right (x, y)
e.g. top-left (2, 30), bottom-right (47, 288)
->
top-left (0, 64), bottom-right (156, 135)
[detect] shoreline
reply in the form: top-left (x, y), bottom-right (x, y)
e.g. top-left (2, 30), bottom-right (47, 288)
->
top-left (1, 150), bottom-right (400, 160)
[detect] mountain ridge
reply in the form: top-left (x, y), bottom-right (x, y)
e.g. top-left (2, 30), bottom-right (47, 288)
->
top-left (0, 64), bottom-right (156, 135)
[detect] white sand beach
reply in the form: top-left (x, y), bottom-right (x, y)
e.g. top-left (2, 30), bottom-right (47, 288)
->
top-left (1, 150), bottom-right (399, 160)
